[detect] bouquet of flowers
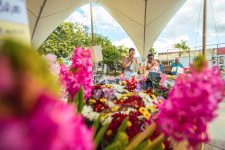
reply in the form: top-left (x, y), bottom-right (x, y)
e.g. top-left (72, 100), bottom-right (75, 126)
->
top-left (81, 76), bottom-right (171, 149)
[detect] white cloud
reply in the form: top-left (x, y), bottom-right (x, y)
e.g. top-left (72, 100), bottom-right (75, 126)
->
top-left (66, 4), bottom-right (122, 33)
top-left (154, 0), bottom-right (225, 52)
top-left (65, 1), bottom-right (225, 54)
top-left (65, 11), bottom-right (89, 25)
top-left (113, 38), bottom-right (140, 57)
top-left (154, 35), bottom-right (190, 53)
top-left (113, 38), bottom-right (136, 48)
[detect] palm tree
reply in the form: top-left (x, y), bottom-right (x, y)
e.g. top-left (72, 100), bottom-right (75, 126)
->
top-left (174, 40), bottom-right (190, 57)
top-left (149, 47), bottom-right (157, 55)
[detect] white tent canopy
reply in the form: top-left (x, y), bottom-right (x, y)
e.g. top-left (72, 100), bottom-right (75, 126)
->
top-left (26, 0), bottom-right (186, 59)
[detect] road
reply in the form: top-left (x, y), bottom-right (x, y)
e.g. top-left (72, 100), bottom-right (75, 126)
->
top-left (205, 101), bottom-right (225, 150)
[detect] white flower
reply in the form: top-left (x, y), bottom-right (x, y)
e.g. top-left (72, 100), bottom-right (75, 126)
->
top-left (102, 116), bottom-right (112, 125)
top-left (107, 101), bottom-right (116, 108)
top-left (112, 84), bottom-right (128, 93)
top-left (120, 108), bottom-right (137, 115)
top-left (89, 112), bottom-right (100, 121)
top-left (138, 92), bottom-right (153, 107)
top-left (82, 106), bottom-right (100, 121)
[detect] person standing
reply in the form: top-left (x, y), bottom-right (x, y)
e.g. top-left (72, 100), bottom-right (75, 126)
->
top-left (170, 58), bottom-right (184, 75)
top-left (145, 54), bottom-right (160, 89)
top-left (122, 48), bottom-right (138, 78)
top-left (156, 59), bottom-right (164, 73)
top-left (146, 54), bottom-right (159, 73)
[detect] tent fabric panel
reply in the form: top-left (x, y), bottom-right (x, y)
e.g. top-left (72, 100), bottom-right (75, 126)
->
top-left (31, 7), bottom-right (78, 48)
top-left (27, 11), bottom-right (37, 34)
top-left (26, 0), bottom-right (44, 16)
top-left (144, 0), bottom-right (186, 57)
top-left (27, 0), bottom-right (97, 48)
top-left (98, 0), bottom-right (145, 26)
top-left (99, 0), bottom-right (186, 58)
top-left (41, 0), bottom-right (95, 17)
top-left (26, 0), bottom-right (187, 57)
top-left (99, 3), bottom-right (144, 56)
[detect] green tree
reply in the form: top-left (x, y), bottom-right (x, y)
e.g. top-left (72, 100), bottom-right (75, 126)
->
top-left (38, 22), bottom-right (128, 69)
top-left (39, 22), bottom-right (90, 58)
top-left (173, 40), bottom-right (190, 57)
top-left (149, 47), bottom-right (157, 55)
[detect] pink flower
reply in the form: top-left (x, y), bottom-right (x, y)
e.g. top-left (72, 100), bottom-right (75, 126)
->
top-left (157, 66), bottom-right (224, 146)
top-left (0, 56), bottom-right (16, 95)
top-left (0, 93), bottom-right (94, 150)
top-left (60, 48), bottom-right (93, 100)
top-left (44, 54), bottom-right (60, 76)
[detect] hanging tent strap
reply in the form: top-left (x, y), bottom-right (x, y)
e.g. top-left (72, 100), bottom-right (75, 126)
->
top-left (210, 0), bottom-right (220, 44)
top-left (32, 0), bottom-right (48, 40)
top-left (90, 3), bottom-right (94, 48)
top-left (143, 0), bottom-right (148, 59)
top-left (194, 0), bottom-right (203, 49)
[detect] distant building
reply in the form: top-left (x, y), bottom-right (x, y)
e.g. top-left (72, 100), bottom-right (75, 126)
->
top-left (157, 48), bottom-right (225, 73)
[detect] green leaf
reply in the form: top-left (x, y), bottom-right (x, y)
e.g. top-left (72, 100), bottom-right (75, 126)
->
top-left (134, 139), bottom-right (150, 150)
top-left (142, 134), bottom-right (165, 150)
top-left (154, 144), bottom-right (164, 150)
top-left (93, 117), bottom-right (100, 136)
top-left (73, 86), bottom-right (84, 113)
top-left (105, 132), bottom-right (129, 150)
top-left (113, 117), bottom-right (128, 142)
top-left (125, 123), bottom-right (157, 150)
top-left (104, 142), bottom-right (120, 150)
top-left (94, 124), bottom-right (109, 149)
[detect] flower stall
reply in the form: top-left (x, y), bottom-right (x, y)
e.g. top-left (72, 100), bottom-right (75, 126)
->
top-left (0, 41), bottom-right (224, 150)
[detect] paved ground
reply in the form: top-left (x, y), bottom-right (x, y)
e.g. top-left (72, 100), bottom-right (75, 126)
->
top-left (205, 101), bottom-right (225, 150)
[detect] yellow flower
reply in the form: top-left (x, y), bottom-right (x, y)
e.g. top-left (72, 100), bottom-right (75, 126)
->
top-left (122, 81), bottom-right (126, 85)
top-left (151, 105), bottom-right (157, 109)
top-left (89, 99), bottom-right (96, 103)
top-left (152, 89), bottom-right (155, 93)
top-left (107, 84), bottom-right (112, 88)
top-left (126, 121), bottom-right (132, 127)
top-left (139, 107), bottom-right (146, 114)
top-left (158, 100), bottom-right (163, 104)
top-left (151, 94), bottom-right (156, 99)
top-left (161, 143), bottom-right (165, 149)
top-left (147, 107), bottom-right (153, 112)
top-left (106, 130), bottom-right (112, 136)
top-left (148, 105), bottom-right (157, 112)
top-left (100, 98), bottom-right (107, 103)
top-left (122, 94), bottom-right (128, 97)
top-left (139, 107), bottom-right (151, 119)
top-left (128, 92), bottom-right (133, 96)
top-left (143, 112), bottom-right (151, 120)
top-left (100, 113), bottom-right (109, 121)
top-left (111, 106), bottom-right (120, 112)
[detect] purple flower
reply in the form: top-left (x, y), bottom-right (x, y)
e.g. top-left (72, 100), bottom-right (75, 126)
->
top-left (0, 93), bottom-right (94, 150)
top-left (157, 66), bottom-right (224, 146)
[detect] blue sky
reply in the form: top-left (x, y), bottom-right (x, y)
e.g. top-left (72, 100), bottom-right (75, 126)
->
top-left (65, 0), bottom-right (225, 53)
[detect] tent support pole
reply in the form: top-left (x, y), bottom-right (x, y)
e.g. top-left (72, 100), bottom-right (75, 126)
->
top-left (90, 3), bottom-right (96, 70)
top-left (90, 3), bottom-right (94, 48)
top-left (202, 0), bottom-right (207, 56)
top-left (143, 0), bottom-right (147, 59)
top-left (32, 0), bottom-right (48, 40)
